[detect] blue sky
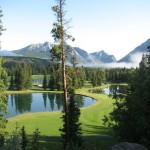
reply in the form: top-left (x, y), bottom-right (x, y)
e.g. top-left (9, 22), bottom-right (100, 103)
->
top-left (1, 0), bottom-right (150, 60)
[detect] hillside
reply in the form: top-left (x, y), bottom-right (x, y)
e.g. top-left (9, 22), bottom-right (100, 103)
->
top-left (119, 38), bottom-right (150, 63)
top-left (3, 56), bottom-right (52, 74)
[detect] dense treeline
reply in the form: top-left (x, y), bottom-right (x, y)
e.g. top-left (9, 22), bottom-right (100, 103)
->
top-left (84, 67), bottom-right (135, 87)
top-left (105, 68), bottom-right (135, 83)
top-left (43, 64), bottom-right (85, 91)
top-left (6, 62), bottom-right (135, 91)
top-left (2, 57), bottom-right (136, 87)
top-left (42, 66), bottom-right (135, 90)
top-left (3, 56), bottom-right (135, 90)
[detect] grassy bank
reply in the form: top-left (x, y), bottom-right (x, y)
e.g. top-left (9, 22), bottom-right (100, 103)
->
top-left (6, 83), bottom-right (113, 136)
top-left (5, 83), bottom-right (117, 149)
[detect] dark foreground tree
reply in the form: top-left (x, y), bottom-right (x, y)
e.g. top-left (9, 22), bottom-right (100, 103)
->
top-left (60, 56), bottom-right (82, 149)
top-left (60, 89), bottom-right (82, 149)
top-left (104, 54), bottom-right (150, 149)
top-left (20, 126), bottom-right (29, 150)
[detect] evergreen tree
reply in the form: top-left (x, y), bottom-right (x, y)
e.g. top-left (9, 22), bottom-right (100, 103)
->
top-left (60, 89), bottom-right (82, 149)
top-left (9, 72), bottom-right (14, 90)
top-left (51, 0), bottom-right (75, 144)
top-left (0, 7), bottom-right (7, 147)
top-left (91, 70), bottom-right (97, 87)
top-left (31, 128), bottom-right (41, 150)
top-left (20, 126), bottom-right (28, 150)
top-left (60, 55), bottom-right (82, 149)
top-left (13, 65), bottom-right (32, 90)
top-left (49, 66), bottom-right (57, 90)
top-left (51, 1), bottom-right (82, 148)
top-left (24, 65), bottom-right (32, 89)
top-left (9, 122), bottom-right (21, 150)
top-left (104, 54), bottom-right (150, 148)
top-left (42, 72), bottom-right (47, 90)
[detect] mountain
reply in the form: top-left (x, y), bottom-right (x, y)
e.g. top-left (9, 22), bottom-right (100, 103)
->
top-left (3, 38), bottom-right (150, 67)
top-left (13, 42), bottom-right (53, 59)
top-left (73, 48), bottom-right (116, 64)
top-left (90, 50), bottom-right (116, 63)
top-left (12, 42), bottom-right (116, 64)
top-left (0, 50), bottom-right (19, 56)
top-left (119, 38), bottom-right (150, 63)
top-left (73, 47), bottom-right (98, 64)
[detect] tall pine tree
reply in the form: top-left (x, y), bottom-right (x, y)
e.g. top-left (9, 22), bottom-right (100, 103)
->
top-left (51, 1), bottom-right (82, 149)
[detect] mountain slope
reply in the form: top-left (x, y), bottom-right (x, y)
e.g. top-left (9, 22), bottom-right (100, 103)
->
top-left (90, 50), bottom-right (116, 63)
top-left (0, 50), bottom-right (19, 56)
top-left (12, 42), bottom-right (116, 64)
top-left (13, 42), bottom-right (53, 59)
top-left (119, 39), bottom-right (150, 63)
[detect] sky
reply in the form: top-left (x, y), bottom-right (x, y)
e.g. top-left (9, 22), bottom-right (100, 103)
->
top-left (1, 0), bottom-right (150, 60)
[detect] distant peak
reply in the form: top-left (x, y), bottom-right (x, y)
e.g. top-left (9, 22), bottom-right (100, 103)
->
top-left (100, 50), bottom-right (105, 53)
top-left (43, 41), bottom-right (51, 45)
top-left (145, 38), bottom-right (150, 43)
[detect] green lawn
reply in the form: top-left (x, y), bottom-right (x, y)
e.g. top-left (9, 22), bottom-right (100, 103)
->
top-left (6, 83), bottom-right (113, 136)
top-left (6, 83), bottom-right (117, 149)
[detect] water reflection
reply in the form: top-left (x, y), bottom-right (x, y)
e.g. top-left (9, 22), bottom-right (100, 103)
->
top-left (6, 93), bottom-right (96, 118)
top-left (103, 85), bottom-right (128, 95)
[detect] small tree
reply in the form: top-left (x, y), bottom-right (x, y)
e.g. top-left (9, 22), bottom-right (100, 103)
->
top-left (60, 88), bottom-right (82, 149)
top-left (31, 128), bottom-right (41, 150)
top-left (20, 126), bottom-right (28, 150)
top-left (42, 72), bottom-right (47, 90)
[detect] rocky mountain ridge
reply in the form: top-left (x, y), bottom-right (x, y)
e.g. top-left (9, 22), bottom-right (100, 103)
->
top-left (10, 42), bottom-right (117, 64)
top-left (1, 38), bottom-right (150, 67)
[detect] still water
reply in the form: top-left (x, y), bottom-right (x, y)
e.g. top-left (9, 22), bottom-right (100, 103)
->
top-left (103, 85), bottom-right (128, 95)
top-left (6, 93), bottom-right (96, 118)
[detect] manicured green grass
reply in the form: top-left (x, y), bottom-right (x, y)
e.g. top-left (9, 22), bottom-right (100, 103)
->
top-left (32, 75), bottom-right (44, 80)
top-left (6, 83), bottom-right (113, 136)
top-left (6, 83), bottom-right (118, 149)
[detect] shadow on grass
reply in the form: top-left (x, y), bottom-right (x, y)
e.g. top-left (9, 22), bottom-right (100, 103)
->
top-left (38, 135), bottom-right (117, 150)
top-left (82, 124), bottom-right (112, 137)
top-left (36, 124), bottom-right (116, 149)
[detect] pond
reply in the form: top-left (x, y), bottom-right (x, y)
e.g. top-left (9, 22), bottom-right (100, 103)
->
top-left (103, 85), bottom-right (128, 95)
top-left (5, 93), bottom-right (96, 118)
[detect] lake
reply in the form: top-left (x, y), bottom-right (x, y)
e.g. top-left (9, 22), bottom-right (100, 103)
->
top-left (5, 93), bottom-right (96, 118)
top-left (103, 85), bottom-right (128, 95)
